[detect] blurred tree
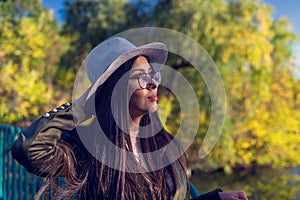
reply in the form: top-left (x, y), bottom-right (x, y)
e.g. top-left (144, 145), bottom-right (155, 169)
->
top-left (0, 0), bottom-right (69, 127)
top-left (130, 0), bottom-right (300, 172)
top-left (1, 0), bottom-right (300, 172)
top-left (60, 0), bottom-right (127, 70)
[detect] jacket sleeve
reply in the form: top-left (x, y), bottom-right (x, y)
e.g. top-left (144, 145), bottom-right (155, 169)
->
top-left (191, 188), bottom-right (223, 200)
top-left (11, 103), bottom-right (85, 177)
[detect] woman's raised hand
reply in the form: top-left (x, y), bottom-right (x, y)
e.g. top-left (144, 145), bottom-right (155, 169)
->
top-left (218, 191), bottom-right (248, 200)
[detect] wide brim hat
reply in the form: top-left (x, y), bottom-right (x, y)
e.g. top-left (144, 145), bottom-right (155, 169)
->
top-left (85, 37), bottom-right (168, 100)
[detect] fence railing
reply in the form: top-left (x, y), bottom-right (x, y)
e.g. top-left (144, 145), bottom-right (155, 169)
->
top-left (0, 123), bottom-right (49, 200)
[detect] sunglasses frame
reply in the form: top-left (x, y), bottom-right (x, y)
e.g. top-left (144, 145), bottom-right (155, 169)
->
top-left (130, 71), bottom-right (161, 89)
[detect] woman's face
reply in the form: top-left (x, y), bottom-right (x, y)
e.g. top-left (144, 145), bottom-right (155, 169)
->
top-left (128, 56), bottom-right (159, 119)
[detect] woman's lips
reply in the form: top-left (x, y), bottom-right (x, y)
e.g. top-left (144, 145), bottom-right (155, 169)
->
top-left (148, 95), bottom-right (158, 101)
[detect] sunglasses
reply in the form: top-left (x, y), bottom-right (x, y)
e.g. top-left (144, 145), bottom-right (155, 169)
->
top-left (129, 72), bottom-right (162, 89)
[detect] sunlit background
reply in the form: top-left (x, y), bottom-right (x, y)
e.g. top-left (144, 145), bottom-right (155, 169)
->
top-left (1, 0), bottom-right (300, 199)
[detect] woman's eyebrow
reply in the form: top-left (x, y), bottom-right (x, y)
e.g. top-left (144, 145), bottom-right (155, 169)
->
top-left (130, 68), bottom-right (148, 73)
top-left (130, 67), bottom-right (152, 75)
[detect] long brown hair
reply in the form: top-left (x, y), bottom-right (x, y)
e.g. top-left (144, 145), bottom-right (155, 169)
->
top-left (37, 56), bottom-right (189, 199)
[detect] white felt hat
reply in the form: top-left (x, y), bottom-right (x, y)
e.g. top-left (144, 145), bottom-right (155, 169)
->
top-left (85, 37), bottom-right (168, 100)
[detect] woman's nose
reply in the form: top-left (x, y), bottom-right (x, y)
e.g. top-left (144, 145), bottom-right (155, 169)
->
top-left (146, 79), bottom-right (158, 90)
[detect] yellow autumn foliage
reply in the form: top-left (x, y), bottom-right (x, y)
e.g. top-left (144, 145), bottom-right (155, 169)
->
top-left (0, 4), bottom-right (69, 127)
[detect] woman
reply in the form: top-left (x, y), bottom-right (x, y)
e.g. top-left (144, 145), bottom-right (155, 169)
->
top-left (11, 37), bottom-right (247, 199)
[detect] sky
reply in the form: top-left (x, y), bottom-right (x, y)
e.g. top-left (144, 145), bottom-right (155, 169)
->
top-left (41, 0), bottom-right (67, 22)
top-left (264, 0), bottom-right (300, 67)
top-left (42, 0), bottom-right (300, 66)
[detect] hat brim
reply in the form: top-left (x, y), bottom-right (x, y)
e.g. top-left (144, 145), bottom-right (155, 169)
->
top-left (86, 42), bottom-right (168, 101)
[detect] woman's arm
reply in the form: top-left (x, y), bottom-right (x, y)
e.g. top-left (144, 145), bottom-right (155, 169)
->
top-left (192, 189), bottom-right (248, 200)
top-left (192, 188), bottom-right (223, 200)
top-left (11, 102), bottom-right (84, 176)
top-left (218, 191), bottom-right (248, 200)
top-left (190, 182), bottom-right (248, 200)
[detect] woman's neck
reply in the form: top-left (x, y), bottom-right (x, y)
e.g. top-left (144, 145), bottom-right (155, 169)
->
top-left (128, 115), bottom-right (142, 151)
top-left (129, 114), bottom-right (143, 132)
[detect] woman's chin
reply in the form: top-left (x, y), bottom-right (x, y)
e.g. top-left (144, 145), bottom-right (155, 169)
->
top-left (148, 103), bottom-right (158, 113)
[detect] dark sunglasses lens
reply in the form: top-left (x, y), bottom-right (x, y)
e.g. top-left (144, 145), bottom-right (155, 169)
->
top-left (138, 72), bottom-right (161, 89)
top-left (139, 74), bottom-right (151, 89)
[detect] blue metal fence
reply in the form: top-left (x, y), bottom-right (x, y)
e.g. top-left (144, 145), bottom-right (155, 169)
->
top-left (0, 123), bottom-right (48, 200)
